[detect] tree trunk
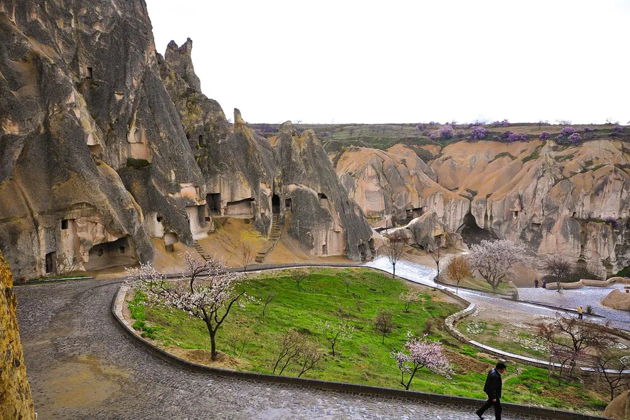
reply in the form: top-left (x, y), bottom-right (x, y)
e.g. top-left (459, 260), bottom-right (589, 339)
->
top-left (206, 322), bottom-right (218, 360)
top-left (392, 263), bottom-right (396, 279)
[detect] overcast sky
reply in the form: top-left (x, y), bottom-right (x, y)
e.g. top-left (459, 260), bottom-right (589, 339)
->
top-left (146, 0), bottom-right (630, 124)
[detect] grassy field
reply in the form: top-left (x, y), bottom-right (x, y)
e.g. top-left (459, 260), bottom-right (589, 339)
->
top-left (129, 268), bottom-right (609, 414)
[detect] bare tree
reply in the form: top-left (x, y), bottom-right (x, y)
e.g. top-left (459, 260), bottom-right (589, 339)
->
top-left (240, 242), bottom-right (254, 272)
top-left (272, 330), bottom-right (303, 374)
top-left (537, 316), bottom-right (616, 377)
top-left (296, 340), bottom-right (323, 377)
top-left (343, 277), bottom-right (352, 294)
top-left (382, 232), bottom-right (406, 279)
top-left (374, 310), bottom-right (395, 343)
top-left (272, 329), bottom-right (323, 377)
top-left (593, 352), bottom-right (630, 401)
top-left (260, 291), bottom-right (276, 319)
top-left (127, 254), bottom-right (247, 361)
top-left (430, 245), bottom-right (442, 280)
top-left (445, 255), bottom-right (471, 295)
top-left (469, 240), bottom-right (530, 293)
top-left (543, 255), bottom-right (573, 283)
top-left (399, 290), bottom-right (421, 313)
top-left (226, 326), bottom-right (254, 357)
top-left (292, 269), bottom-right (308, 290)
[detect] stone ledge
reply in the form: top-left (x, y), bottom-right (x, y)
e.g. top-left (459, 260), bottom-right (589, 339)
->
top-left (111, 283), bottom-right (607, 420)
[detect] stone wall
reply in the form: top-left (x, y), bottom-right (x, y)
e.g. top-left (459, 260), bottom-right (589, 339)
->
top-left (0, 252), bottom-right (35, 418)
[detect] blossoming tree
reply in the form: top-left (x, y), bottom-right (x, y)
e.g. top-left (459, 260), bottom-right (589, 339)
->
top-left (392, 335), bottom-right (453, 390)
top-left (468, 239), bottom-right (530, 293)
top-left (127, 253), bottom-right (246, 360)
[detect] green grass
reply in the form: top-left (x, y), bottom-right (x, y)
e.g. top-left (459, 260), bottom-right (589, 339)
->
top-left (442, 275), bottom-right (515, 295)
top-left (490, 152), bottom-right (516, 162)
top-left (129, 267), bottom-right (609, 414)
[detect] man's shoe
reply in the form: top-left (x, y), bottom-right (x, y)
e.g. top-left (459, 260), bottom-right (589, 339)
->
top-left (475, 412), bottom-right (484, 419)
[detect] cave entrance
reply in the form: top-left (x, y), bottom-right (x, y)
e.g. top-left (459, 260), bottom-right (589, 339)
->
top-left (456, 212), bottom-right (498, 245)
top-left (272, 194), bottom-right (280, 214)
top-left (225, 198), bottom-right (254, 218)
top-left (207, 193), bottom-right (221, 215)
top-left (285, 198), bottom-right (292, 210)
top-left (86, 237), bottom-right (137, 271)
top-left (45, 252), bottom-right (56, 274)
top-left (322, 244), bottom-right (328, 255)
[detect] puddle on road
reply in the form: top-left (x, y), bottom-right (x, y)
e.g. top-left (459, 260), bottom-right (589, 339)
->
top-left (39, 354), bottom-right (130, 412)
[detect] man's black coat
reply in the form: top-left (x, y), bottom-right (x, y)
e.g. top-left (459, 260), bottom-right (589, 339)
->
top-left (483, 368), bottom-right (502, 399)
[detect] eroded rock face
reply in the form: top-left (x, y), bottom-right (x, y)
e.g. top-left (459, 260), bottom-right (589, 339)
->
top-left (0, 0), bottom-right (214, 278)
top-left (336, 145), bottom-right (469, 231)
top-left (0, 253), bottom-right (35, 419)
top-left (159, 43), bottom-right (374, 260)
top-left (336, 140), bottom-right (630, 273)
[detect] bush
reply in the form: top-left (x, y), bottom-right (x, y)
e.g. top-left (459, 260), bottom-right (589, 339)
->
top-left (469, 126), bottom-right (488, 140)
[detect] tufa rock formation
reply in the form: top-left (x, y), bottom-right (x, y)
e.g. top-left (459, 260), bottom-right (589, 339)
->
top-left (0, 253), bottom-right (35, 418)
top-left (601, 289), bottom-right (630, 311)
top-left (336, 139), bottom-right (630, 273)
top-left (0, 0), bottom-right (207, 279)
top-left (159, 42), bottom-right (374, 260)
top-left (604, 390), bottom-right (630, 420)
top-left (0, 1), bottom-right (373, 278)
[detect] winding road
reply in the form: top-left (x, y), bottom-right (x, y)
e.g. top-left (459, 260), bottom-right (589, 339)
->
top-left (15, 261), bottom-right (611, 419)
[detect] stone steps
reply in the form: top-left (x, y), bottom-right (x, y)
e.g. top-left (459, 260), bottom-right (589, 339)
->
top-left (192, 242), bottom-right (211, 262)
top-left (254, 214), bottom-right (284, 263)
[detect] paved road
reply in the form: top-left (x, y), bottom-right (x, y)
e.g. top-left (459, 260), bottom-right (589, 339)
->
top-left (17, 278), bottom-right (535, 420)
top-left (366, 257), bottom-right (630, 331)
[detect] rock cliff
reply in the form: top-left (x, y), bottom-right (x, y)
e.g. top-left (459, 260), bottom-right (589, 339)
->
top-left (0, 0), bottom-right (209, 279)
top-left (159, 42), bottom-right (374, 260)
top-left (335, 139), bottom-right (630, 274)
top-left (0, 1), bottom-right (373, 278)
top-left (0, 253), bottom-right (35, 418)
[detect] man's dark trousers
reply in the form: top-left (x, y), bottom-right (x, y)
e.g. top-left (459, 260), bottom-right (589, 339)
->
top-left (476, 397), bottom-right (501, 419)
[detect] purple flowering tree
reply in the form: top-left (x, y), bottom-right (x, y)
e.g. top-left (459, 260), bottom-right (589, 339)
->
top-left (470, 126), bottom-right (488, 140)
top-left (392, 335), bottom-right (453, 390)
top-left (539, 131), bottom-right (550, 141)
top-left (438, 125), bottom-right (455, 140)
top-left (126, 254), bottom-right (247, 360)
top-left (561, 127), bottom-right (576, 136)
top-left (568, 133), bottom-right (582, 144)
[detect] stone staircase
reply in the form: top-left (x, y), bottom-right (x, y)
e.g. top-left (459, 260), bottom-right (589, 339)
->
top-left (192, 241), bottom-right (212, 262)
top-left (255, 213), bottom-right (283, 263)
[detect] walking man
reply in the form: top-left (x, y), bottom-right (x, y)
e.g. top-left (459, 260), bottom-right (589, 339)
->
top-left (577, 305), bottom-right (584, 320)
top-left (476, 362), bottom-right (506, 419)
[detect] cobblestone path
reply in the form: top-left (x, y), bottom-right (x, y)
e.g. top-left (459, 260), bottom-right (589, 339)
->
top-left (17, 278), bottom-right (545, 419)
